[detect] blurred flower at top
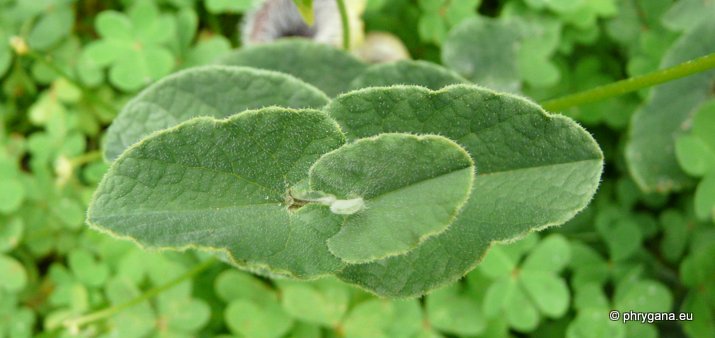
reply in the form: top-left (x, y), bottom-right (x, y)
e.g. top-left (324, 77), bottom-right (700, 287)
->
top-left (242, 0), bottom-right (409, 62)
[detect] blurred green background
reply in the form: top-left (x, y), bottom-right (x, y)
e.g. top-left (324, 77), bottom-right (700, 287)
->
top-left (1, 0), bottom-right (714, 337)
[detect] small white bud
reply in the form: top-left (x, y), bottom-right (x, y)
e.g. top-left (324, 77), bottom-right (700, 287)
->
top-left (329, 197), bottom-right (364, 215)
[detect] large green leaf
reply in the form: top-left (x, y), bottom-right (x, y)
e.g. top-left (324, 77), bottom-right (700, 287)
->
top-left (325, 85), bottom-right (603, 297)
top-left (104, 65), bottom-right (329, 161)
top-left (626, 18), bottom-right (715, 192)
top-left (217, 39), bottom-right (367, 97)
top-left (349, 60), bottom-right (467, 90)
top-left (89, 108), bottom-right (347, 279)
top-left (306, 134), bottom-right (475, 263)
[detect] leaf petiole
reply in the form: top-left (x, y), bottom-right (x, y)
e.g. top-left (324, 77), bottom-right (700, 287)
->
top-left (336, 0), bottom-right (350, 50)
top-left (289, 188), bottom-right (364, 215)
top-left (62, 258), bottom-right (216, 330)
top-left (542, 51), bottom-right (715, 111)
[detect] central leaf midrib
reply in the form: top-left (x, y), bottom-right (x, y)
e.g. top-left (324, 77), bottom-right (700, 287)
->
top-left (344, 94), bottom-right (602, 176)
top-left (474, 158), bottom-right (602, 178)
top-left (93, 201), bottom-right (281, 218)
top-left (126, 155), bottom-right (282, 195)
top-left (325, 167), bottom-right (474, 262)
top-left (365, 166), bottom-right (473, 204)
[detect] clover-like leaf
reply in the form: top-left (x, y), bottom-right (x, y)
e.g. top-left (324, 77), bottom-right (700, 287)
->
top-left (305, 133), bottom-right (475, 263)
top-left (675, 101), bottom-right (715, 220)
top-left (522, 234), bottom-right (571, 273)
top-left (567, 308), bottom-right (625, 338)
top-left (342, 299), bottom-right (416, 338)
top-left (520, 270), bottom-right (570, 318)
top-left (103, 65), bottom-right (330, 161)
top-left (349, 60), bottom-right (467, 90)
top-left (226, 298), bottom-right (294, 338)
top-left (595, 207), bottom-right (642, 261)
top-left (276, 278), bottom-right (349, 327)
top-left (0, 254), bottom-right (27, 293)
top-left (417, 0), bottom-right (480, 46)
top-left (326, 85), bottom-right (602, 297)
top-left (480, 234), bottom-right (570, 331)
top-left (68, 249), bottom-right (109, 288)
top-left (0, 156), bottom-right (25, 214)
top-left (104, 277), bottom-right (156, 338)
top-left (443, 15), bottom-right (562, 91)
top-left (218, 39), bottom-right (367, 97)
top-left (626, 18), bottom-right (715, 192)
top-left (0, 217), bottom-right (22, 253)
top-left (215, 270), bottom-right (276, 304)
top-left (694, 172), bottom-right (715, 220)
top-left (89, 108), bottom-right (347, 279)
top-left (158, 297), bottom-right (211, 333)
top-left (426, 283), bottom-right (486, 336)
top-left (26, 2), bottom-right (74, 51)
top-left (614, 280), bottom-right (673, 313)
top-left (79, 1), bottom-right (176, 91)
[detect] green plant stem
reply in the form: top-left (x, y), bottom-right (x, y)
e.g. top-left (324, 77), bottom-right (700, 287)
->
top-left (542, 51), bottom-right (715, 111)
top-left (63, 258), bottom-right (216, 329)
top-left (69, 150), bottom-right (102, 167)
top-left (23, 50), bottom-right (117, 114)
top-left (336, 0), bottom-right (350, 50)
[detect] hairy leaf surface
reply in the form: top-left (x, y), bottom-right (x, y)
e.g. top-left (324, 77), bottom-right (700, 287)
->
top-left (218, 39), bottom-right (367, 97)
top-left (90, 108), bottom-right (347, 278)
top-left (326, 85), bottom-right (603, 296)
top-left (104, 65), bottom-right (329, 161)
top-left (307, 134), bottom-right (475, 263)
top-left (349, 60), bottom-right (467, 90)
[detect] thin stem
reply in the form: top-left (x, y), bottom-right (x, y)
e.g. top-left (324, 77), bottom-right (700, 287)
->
top-left (63, 258), bottom-right (216, 329)
top-left (69, 150), bottom-right (102, 167)
top-left (542, 51), bottom-right (715, 112)
top-left (336, 0), bottom-right (350, 50)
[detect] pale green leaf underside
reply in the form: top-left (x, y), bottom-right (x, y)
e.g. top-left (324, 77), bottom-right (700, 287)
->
top-left (104, 65), bottom-right (329, 161)
top-left (217, 39), bottom-right (367, 97)
top-left (349, 60), bottom-right (468, 90)
top-left (625, 18), bottom-right (715, 192)
top-left (326, 85), bottom-right (603, 297)
top-left (308, 134), bottom-right (475, 263)
top-left (90, 108), bottom-right (347, 279)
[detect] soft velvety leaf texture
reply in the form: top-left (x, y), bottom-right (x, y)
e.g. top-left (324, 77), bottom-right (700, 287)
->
top-left (349, 60), bottom-right (467, 90)
top-left (104, 65), bottom-right (329, 161)
top-left (307, 134), bottom-right (475, 263)
top-left (89, 108), bottom-right (348, 279)
top-left (626, 18), bottom-right (715, 192)
top-left (217, 39), bottom-right (367, 97)
top-left (325, 85), bottom-right (603, 297)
